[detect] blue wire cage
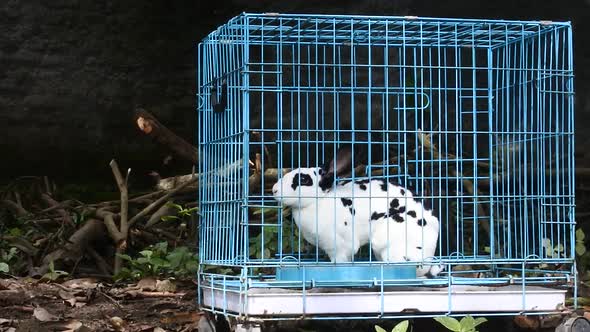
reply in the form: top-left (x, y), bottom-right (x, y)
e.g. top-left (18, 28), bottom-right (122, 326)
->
top-left (197, 13), bottom-right (575, 320)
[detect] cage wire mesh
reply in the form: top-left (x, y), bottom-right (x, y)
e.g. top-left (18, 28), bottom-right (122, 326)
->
top-left (197, 13), bottom-right (575, 316)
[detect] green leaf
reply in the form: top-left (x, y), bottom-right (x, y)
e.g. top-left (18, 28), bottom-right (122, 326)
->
top-left (167, 252), bottom-right (185, 269)
top-left (8, 228), bottom-right (22, 237)
top-left (150, 257), bottom-right (169, 268)
top-left (577, 228), bottom-right (586, 241)
top-left (0, 262), bottom-right (9, 273)
top-left (139, 250), bottom-right (153, 258)
top-left (459, 316), bottom-right (475, 332)
top-left (472, 317), bottom-right (487, 328)
top-left (392, 320), bottom-right (410, 332)
top-left (434, 316), bottom-right (461, 332)
top-left (542, 238), bottom-right (552, 249)
top-left (184, 260), bottom-right (199, 274)
top-left (136, 257), bottom-right (150, 265)
top-left (152, 242), bottom-right (168, 254)
top-left (116, 254), bottom-right (133, 261)
top-left (161, 215), bottom-right (180, 222)
top-left (374, 326), bottom-right (387, 332)
top-left (577, 243), bottom-right (587, 256)
top-left (166, 202), bottom-right (184, 211)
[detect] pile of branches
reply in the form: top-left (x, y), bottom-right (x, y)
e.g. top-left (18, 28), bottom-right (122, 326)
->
top-left (0, 109), bottom-right (200, 279)
top-left (0, 169), bottom-right (199, 279)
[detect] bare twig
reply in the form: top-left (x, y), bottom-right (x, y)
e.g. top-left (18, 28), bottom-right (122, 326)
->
top-left (145, 201), bottom-right (176, 228)
top-left (44, 176), bottom-right (52, 195)
top-left (109, 159), bottom-right (129, 275)
top-left (39, 199), bottom-right (75, 214)
top-left (13, 191), bottom-right (22, 208)
top-left (128, 176), bottom-right (198, 227)
top-left (1, 199), bottom-right (29, 217)
top-left (95, 209), bottom-right (123, 243)
top-left (40, 193), bottom-right (75, 227)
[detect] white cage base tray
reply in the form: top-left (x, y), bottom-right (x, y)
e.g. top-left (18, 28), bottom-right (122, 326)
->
top-left (202, 285), bottom-right (566, 316)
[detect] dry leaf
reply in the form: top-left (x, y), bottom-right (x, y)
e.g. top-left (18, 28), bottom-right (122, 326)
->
top-left (109, 316), bottom-right (127, 332)
top-left (58, 289), bottom-right (77, 307)
top-left (61, 278), bottom-right (98, 289)
top-left (155, 280), bottom-right (176, 293)
top-left (159, 311), bottom-right (201, 324)
top-left (0, 318), bottom-right (11, 325)
top-left (61, 319), bottom-right (93, 332)
top-left (65, 298), bottom-right (77, 307)
top-left (137, 278), bottom-right (158, 291)
top-left (33, 307), bottom-right (59, 322)
top-left (153, 328), bottom-right (166, 332)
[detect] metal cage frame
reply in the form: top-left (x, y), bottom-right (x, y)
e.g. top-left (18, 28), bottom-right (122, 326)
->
top-left (197, 13), bottom-right (575, 319)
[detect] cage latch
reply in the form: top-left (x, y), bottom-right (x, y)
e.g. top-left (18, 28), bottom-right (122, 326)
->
top-left (211, 78), bottom-right (228, 113)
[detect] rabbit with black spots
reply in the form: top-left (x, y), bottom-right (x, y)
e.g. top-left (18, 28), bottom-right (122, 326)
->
top-left (272, 145), bottom-right (444, 277)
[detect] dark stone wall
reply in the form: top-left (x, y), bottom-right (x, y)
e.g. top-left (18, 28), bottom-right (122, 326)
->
top-left (1, 0), bottom-right (588, 183)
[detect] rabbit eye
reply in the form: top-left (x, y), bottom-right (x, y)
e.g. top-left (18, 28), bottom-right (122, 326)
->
top-left (291, 173), bottom-right (314, 190)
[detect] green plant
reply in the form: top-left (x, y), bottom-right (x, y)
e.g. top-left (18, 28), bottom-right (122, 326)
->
top-left (434, 316), bottom-right (487, 332)
top-left (0, 245), bottom-right (20, 274)
top-left (115, 242), bottom-right (199, 281)
top-left (575, 229), bottom-right (590, 281)
top-left (161, 202), bottom-right (198, 223)
top-left (375, 320), bottom-right (410, 332)
top-left (576, 229), bottom-right (587, 256)
top-left (248, 207), bottom-right (314, 261)
top-left (42, 261), bottom-right (69, 281)
top-left (543, 238), bottom-right (564, 258)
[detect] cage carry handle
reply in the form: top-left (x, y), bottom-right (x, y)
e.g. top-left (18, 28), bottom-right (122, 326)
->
top-left (211, 78), bottom-right (228, 113)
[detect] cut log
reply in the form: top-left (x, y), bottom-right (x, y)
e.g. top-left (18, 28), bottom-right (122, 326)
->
top-left (134, 108), bottom-right (198, 164)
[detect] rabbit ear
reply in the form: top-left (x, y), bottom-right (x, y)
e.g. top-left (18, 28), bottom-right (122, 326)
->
top-left (318, 145), bottom-right (359, 191)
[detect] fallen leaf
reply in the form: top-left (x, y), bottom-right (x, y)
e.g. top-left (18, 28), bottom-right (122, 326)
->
top-left (74, 302), bottom-right (86, 308)
top-left (135, 325), bottom-right (156, 332)
top-left (33, 307), bottom-right (59, 322)
top-left (65, 298), bottom-right (77, 307)
top-left (61, 320), bottom-right (93, 332)
top-left (155, 279), bottom-right (176, 293)
top-left (153, 328), bottom-right (166, 332)
top-left (0, 318), bottom-right (11, 325)
top-left (109, 316), bottom-right (127, 332)
top-left (137, 278), bottom-right (157, 291)
top-left (160, 311), bottom-right (202, 324)
top-left (59, 290), bottom-right (76, 301)
top-left (6, 328), bottom-right (16, 332)
top-left (61, 278), bottom-right (98, 289)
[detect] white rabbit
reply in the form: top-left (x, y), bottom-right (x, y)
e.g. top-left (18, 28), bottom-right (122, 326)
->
top-left (272, 167), bottom-right (371, 262)
top-left (369, 196), bottom-right (444, 277)
top-left (272, 146), bottom-right (443, 277)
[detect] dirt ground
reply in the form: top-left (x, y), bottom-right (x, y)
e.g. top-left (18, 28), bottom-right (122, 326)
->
top-left (0, 277), bottom-right (583, 332)
top-left (0, 277), bottom-right (207, 332)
